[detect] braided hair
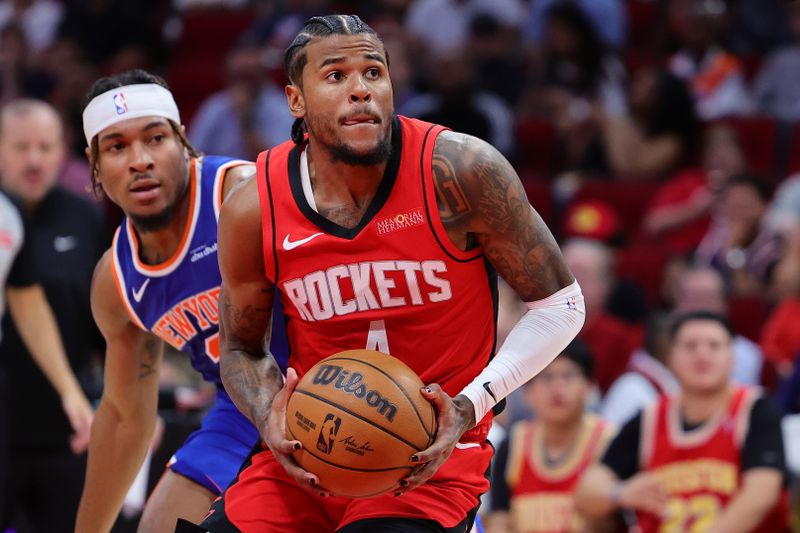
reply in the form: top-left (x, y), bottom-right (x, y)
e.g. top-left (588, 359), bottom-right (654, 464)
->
top-left (284, 15), bottom-right (384, 145)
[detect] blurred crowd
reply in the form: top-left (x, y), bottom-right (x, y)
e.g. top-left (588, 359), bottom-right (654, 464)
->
top-left (3, 0), bottom-right (800, 530)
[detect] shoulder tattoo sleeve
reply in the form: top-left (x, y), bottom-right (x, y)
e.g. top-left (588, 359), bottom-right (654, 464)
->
top-left (432, 132), bottom-right (573, 301)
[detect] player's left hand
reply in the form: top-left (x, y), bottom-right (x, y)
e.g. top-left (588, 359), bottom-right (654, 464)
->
top-left (61, 389), bottom-right (94, 454)
top-left (396, 384), bottom-right (476, 494)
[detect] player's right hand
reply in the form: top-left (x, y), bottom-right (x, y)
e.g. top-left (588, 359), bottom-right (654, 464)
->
top-left (617, 471), bottom-right (668, 517)
top-left (264, 367), bottom-right (329, 495)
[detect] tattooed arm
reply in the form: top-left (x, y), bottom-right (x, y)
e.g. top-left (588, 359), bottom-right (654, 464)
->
top-left (217, 176), bottom-right (320, 488)
top-left (401, 132), bottom-right (581, 493)
top-left (432, 131), bottom-right (573, 299)
top-left (217, 176), bottom-right (280, 433)
top-left (76, 252), bottom-right (164, 533)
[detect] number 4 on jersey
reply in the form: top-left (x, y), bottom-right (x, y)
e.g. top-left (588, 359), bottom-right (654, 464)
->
top-left (366, 320), bottom-right (390, 353)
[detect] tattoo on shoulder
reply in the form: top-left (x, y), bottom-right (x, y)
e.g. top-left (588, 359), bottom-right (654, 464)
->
top-left (433, 132), bottom-right (573, 300)
top-left (432, 154), bottom-right (472, 225)
top-left (138, 339), bottom-right (160, 380)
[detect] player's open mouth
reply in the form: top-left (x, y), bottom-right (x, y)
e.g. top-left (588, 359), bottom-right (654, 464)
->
top-left (129, 180), bottom-right (161, 201)
top-left (341, 114), bottom-right (380, 126)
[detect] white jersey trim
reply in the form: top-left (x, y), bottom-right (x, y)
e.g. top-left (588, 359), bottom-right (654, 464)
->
top-left (212, 158), bottom-right (251, 221)
top-left (110, 228), bottom-right (148, 331)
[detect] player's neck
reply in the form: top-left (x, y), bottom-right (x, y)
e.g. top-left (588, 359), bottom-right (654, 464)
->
top-left (679, 385), bottom-right (733, 425)
top-left (306, 141), bottom-right (388, 205)
top-left (131, 188), bottom-right (192, 265)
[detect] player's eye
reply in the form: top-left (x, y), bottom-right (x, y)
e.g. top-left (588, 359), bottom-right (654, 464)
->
top-left (366, 68), bottom-right (380, 79)
top-left (150, 134), bottom-right (165, 144)
top-left (107, 143), bottom-right (125, 153)
top-left (326, 71), bottom-right (343, 82)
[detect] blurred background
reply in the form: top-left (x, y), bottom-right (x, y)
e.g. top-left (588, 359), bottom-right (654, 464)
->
top-left (2, 0), bottom-right (800, 531)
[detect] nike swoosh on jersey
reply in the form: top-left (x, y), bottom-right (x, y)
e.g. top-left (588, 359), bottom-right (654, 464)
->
top-left (54, 235), bottom-right (78, 253)
top-left (283, 232), bottom-right (324, 251)
top-left (132, 278), bottom-right (150, 303)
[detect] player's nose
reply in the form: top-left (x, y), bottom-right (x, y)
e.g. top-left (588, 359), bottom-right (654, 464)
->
top-left (128, 141), bottom-right (155, 172)
top-left (349, 76), bottom-right (371, 103)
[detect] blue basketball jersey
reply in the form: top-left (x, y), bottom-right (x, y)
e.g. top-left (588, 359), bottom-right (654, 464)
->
top-left (111, 155), bottom-right (287, 385)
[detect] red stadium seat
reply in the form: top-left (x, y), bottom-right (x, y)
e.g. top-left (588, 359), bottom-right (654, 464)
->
top-left (167, 57), bottom-right (225, 127)
top-left (785, 123), bottom-right (800, 176)
top-left (614, 243), bottom-right (668, 309)
top-left (727, 295), bottom-right (770, 342)
top-left (167, 9), bottom-right (254, 125)
top-left (739, 54), bottom-right (763, 82)
top-left (171, 9), bottom-right (254, 58)
top-left (516, 118), bottom-right (557, 178)
top-left (626, 0), bottom-right (659, 50)
top-left (624, 50), bottom-right (662, 77)
top-left (571, 180), bottom-right (662, 239)
top-left (519, 174), bottom-right (554, 227)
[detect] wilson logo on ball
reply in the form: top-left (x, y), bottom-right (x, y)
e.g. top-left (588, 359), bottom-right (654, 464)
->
top-left (312, 365), bottom-right (398, 422)
top-left (316, 413), bottom-right (342, 454)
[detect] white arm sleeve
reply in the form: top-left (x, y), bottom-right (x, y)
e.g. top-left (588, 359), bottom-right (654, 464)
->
top-left (460, 280), bottom-right (586, 422)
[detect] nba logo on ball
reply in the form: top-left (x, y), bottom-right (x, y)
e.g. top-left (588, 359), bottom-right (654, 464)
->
top-left (112, 92), bottom-right (128, 115)
top-left (317, 413), bottom-right (342, 454)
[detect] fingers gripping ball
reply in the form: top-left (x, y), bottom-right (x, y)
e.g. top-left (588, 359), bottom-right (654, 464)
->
top-left (286, 350), bottom-right (437, 498)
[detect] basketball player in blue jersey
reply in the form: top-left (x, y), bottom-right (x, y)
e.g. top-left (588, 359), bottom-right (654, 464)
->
top-left (74, 70), bottom-right (288, 533)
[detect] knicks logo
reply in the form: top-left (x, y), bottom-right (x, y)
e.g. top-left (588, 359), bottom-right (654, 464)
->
top-left (313, 365), bottom-right (398, 422)
top-left (113, 92), bottom-right (128, 114)
top-left (376, 208), bottom-right (424, 235)
top-left (316, 413), bottom-right (342, 454)
top-left (282, 260), bottom-right (452, 322)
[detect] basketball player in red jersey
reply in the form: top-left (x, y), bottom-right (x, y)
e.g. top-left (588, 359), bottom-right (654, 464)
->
top-left (575, 311), bottom-right (788, 533)
top-left (198, 14), bottom-right (585, 533)
top-left (485, 340), bottom-right (615, 533)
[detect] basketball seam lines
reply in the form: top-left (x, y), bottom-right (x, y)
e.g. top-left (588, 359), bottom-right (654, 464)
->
top-left (323, 356), bottom-right (435, 440)
top-left (292, 388), bottom-right (426, 451)
top-left (287, 423), bottom-right (415, 476)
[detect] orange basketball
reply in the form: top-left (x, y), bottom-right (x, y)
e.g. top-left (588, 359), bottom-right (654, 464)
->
top-left (285, 349), bottom-right (437, 498)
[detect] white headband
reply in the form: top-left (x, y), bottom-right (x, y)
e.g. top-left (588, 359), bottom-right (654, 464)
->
top-left (82, 83), bottom-right (181, 145)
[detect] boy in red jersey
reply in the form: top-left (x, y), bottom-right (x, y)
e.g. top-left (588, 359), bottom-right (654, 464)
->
top-left (199, 14), bottom-right (585, 533)
top-left (485, 339), bottom-right (615, 533)
top-left (575, 311), bottom-right (788, 533)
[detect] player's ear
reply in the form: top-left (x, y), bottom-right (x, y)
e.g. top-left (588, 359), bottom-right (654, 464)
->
top-left (286, 84), bottom-right (305, 119)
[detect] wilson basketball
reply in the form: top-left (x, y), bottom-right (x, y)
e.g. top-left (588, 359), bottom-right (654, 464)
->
top-left (285, 349), bottom-right (437, 498)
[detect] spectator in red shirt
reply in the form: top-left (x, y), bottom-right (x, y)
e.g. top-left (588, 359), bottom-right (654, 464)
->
top-left (643, 124), bottom-right (747, 255)
top-left (760, 297), bottom-right (800, 377)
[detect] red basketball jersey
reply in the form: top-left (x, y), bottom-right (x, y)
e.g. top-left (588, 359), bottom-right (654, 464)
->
top-left (637, 387), bottom-right (788, 532)
top-left (256, 116), bottom-right (497, 433)
top-left (505, 415), bottom-right (613, 532)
